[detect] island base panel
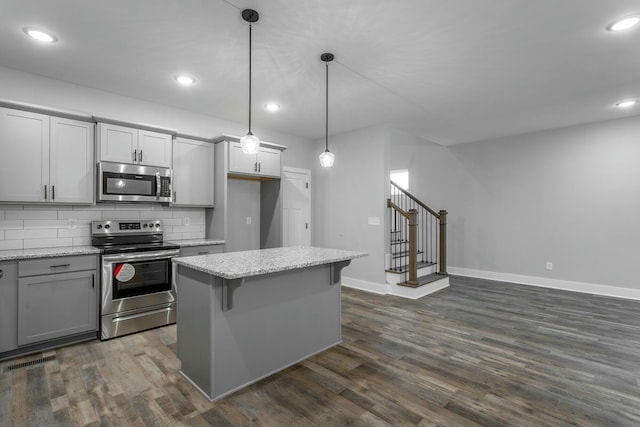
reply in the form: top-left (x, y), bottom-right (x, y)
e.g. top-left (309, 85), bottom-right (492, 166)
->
top-left (176, 264), bottom-right (342, 401)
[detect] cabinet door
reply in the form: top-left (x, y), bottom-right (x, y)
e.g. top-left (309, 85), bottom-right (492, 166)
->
top-left (228, 141), bottom-right (257, 175)
top-left (257, 146), bottom-right (281, 177)
top-left (138, 130), bottom-right (172, 167)
top-left (18, 270), bottom-right (97, 346)
top-left (0, 262), bottom-right (18, 353)
top-left (0, 107), bottom-right (50, 202)
top-left (50, 118), bottom-right (95, 204)
top-left (172, 138), bottom-right (214, 206)
top-left (98, 123), bottom-right (137, 164)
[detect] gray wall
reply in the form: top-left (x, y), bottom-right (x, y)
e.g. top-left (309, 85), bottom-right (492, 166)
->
top-left (313, 126), bottom-right (388, 285)
top-left (226, 179), bottom-right (260, 252)
top-left (387, 116), bottom-right (640, 290)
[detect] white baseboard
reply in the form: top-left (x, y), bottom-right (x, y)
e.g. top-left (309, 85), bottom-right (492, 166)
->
top-left (342, 275), bottom-right (450, 299)
top-left (341, 277), bottom-right (388, 295)
top-left (449, 267), bottom-right (640, 301)
top-left (387, 276), bottom-right (449, 299)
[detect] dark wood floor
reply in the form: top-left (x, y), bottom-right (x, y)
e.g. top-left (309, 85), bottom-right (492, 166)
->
top-left (3, 276), bottom-right (640, 426)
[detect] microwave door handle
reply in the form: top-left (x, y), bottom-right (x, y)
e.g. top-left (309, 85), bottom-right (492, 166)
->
top-left (156, 172), bottom-right (161, 198)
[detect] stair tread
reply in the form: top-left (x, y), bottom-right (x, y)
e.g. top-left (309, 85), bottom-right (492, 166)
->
top-left (391, 251), bottom-right (424, 259)
top-left (398, 273), bottom-right (448, 288)
top-left (385, 261), bottom-right (436, 274)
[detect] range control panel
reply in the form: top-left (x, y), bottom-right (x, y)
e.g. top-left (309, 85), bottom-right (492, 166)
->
top-left (91, 220), bottom-right (163, 235)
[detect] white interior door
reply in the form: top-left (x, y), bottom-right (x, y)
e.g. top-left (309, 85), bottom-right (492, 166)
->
top-left (282, 167), bottom-right (311, 246)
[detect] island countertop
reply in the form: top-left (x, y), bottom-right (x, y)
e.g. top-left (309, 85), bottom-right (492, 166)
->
top-left (173, 246), bottom-right (367, 279)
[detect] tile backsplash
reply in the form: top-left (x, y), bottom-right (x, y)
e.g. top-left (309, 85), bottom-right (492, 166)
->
top-left (0, 204), bottom-right (206, 250)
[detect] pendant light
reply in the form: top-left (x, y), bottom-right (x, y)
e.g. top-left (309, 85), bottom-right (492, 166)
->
top-left (319, 53), bottom-right (335, 168)
top-left (240, 9), bottom-right (260, 154)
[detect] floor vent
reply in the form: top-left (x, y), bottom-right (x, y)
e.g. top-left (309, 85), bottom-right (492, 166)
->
top-left (5, 355), bottom-right (56, 372)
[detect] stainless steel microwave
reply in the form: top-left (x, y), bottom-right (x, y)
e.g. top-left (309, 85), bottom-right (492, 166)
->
top-left (98, 162), bottom-right (172, 203)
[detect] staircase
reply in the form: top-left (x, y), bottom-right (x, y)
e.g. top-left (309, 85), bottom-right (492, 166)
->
top-left (386, 181), bottom-right (449, 297)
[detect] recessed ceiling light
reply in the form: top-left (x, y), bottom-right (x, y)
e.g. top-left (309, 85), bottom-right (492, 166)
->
top-left (23, 27), bottom-right (57, 43)
top-left (607, 15), bottom-right (640, 31)
top-left (174, 75), bottom-right (196, 86)
top-left (615, 99), bottom-right (639, 108)
top-left (264, 103), bottom-right (281, 112)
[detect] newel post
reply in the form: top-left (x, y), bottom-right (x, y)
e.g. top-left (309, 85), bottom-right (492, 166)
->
top-left (438, 210), bottom-right (448, 275)
top-left (407, 209), bottom-right (418, 286)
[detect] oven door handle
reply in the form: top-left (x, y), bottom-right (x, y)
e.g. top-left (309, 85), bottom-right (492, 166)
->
top-left (102, 249), bottom-right (180, 263)
top-left (111, 306), bottom-right (173, 323)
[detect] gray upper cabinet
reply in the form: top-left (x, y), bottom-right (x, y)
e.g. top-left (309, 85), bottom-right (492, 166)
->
top-left (228, 141), bottom-right (282, 178)
top-left (98, 122), bottom-right (172, 168)
top-left (0, 106), bottom-right (94, 204)
top-left (17, 255), bottom-right (98, 346)
top-left (172, 137), bottom-right (214, 206)
top-left (49, 117), bottom-right (95, 204)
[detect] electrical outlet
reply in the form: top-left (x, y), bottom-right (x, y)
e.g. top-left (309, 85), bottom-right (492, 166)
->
top-left (68, 218), bottom-right (77, 230)
top-left (546, 261), bottom-right (553, 271)
top-left (246, 216), bottom-right (252, 225)
top-left (183, 217), bottom-right (190, 226)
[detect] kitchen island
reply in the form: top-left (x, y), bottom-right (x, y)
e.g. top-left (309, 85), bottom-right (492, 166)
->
top-left (172, 246), bottom-right (366, 401)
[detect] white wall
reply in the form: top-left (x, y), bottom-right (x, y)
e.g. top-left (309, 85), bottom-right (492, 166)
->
top-left (0, 66), bottom-right (315, 170)
top-left (313, 126), bottom-right (388, 285)
top-left (388, 116), bottom-right (640, 291)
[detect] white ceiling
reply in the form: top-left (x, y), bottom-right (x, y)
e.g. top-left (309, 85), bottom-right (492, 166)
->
top-left (2, 0), bottom-right (640, 145)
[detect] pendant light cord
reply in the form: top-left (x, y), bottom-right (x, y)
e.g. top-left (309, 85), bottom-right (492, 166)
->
top-left (325, 60), bottom-right (329, 151)
top-left (248, 23), bottom-right (253, 134)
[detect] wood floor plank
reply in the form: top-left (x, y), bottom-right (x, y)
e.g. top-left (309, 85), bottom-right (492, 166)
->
top-left (3, 276), bottom-right (640, 426)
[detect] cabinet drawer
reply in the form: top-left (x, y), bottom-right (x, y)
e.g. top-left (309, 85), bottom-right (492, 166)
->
top-left (180, 245), bottom-right (224, 257)
top-left (19, 255), bottom-right (98, 277)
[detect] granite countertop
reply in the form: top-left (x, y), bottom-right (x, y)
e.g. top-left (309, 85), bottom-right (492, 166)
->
top-left (167, 239), bottom-right (225, 247)
top-left (0, 246), bottom-right (102, 261)
top-left (173, 246), bottom-right (367, 279)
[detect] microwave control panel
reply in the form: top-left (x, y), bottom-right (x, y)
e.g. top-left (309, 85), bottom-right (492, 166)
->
top-left (160, 177), bottom-right (171, 197)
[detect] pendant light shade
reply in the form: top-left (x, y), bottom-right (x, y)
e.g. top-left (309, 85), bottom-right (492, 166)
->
top-left (241, 9), bottom-right (260, 155)
top-left (319, 52), bottom-right (335, 168)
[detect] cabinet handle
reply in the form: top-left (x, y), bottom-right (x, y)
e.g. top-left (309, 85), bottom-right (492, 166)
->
top-left (139, 150), bottom-right (143, 162)
top-left (173, 191), bottom-right (177, 201)
top-left (92, 274), bottom-right (95, 289)
top-left (52, 185), bottom-right (55, 201)
top-left (44, 185), bottom-right (47, 200)
top-left (254, 162), bottom-right (257, 172)
top-left (0, 269), bottom-right (3, 279)
top-left (197, 251), bottom-right (210, 255)
top-left (134, 149), bottom-right (137, 162)
top-left (50, 263), bottom-right (71, 269)
top-left (258, 162), bottom-right (261, 173)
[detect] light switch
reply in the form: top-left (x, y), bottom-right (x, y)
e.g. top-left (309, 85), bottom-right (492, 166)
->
top-left (68, 218), bottom-right (77, 230)
top-left (246, 216), bottom-right (252, 225)
top-left (367, 217), bottom-right (381, 226)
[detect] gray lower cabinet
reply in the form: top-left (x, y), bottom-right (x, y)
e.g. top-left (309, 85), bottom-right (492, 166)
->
top-left (0, 262), bottom-right (18, 353)
top-left (179, 244), bottom-right (224, 257)
top-left (17, 255), bottom-right (98, 347)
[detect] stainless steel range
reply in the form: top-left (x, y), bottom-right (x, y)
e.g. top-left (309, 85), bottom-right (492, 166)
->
top-left (91, 219), bottom-right (180, 340)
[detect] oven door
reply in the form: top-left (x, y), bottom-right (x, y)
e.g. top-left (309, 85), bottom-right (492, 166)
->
top-left (101, 249), bottom-right (179, 315)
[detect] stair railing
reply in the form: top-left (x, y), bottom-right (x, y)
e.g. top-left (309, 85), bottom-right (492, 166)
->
top-left (388, 181), bottom-right (447, 285)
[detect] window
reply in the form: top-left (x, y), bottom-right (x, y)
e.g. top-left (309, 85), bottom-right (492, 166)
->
top-left (390, 169), bottom-right (409, 195)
